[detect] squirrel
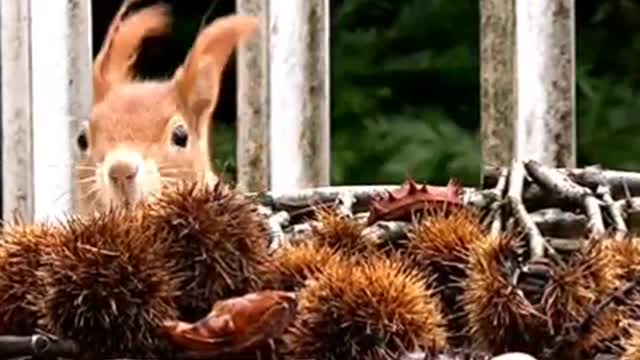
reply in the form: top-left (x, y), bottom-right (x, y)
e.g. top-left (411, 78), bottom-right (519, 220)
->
top-left (73, 0), bottom-right (257, 215)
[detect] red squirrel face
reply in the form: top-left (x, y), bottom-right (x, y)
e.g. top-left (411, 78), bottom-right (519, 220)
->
top-left (73, 0), bottom-right (257, 215)
top-left (75, 81), bottom-right (211, 214)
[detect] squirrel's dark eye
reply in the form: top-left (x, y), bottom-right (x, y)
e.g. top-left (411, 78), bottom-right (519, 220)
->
top-left (76, 129), bottom-right (88, 152)
top-left (171, 124), bottom-right (189, 148)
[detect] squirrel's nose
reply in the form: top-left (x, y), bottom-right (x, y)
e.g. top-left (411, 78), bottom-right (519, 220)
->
top-left (108, 160), bottom-right (139, 186)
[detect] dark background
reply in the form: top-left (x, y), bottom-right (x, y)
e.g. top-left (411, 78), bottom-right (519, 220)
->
top-left (92, 0), bottom-right (640, 187)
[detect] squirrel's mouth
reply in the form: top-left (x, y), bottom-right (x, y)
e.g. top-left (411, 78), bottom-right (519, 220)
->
top-left (110, 185), bottom-right (146, 208)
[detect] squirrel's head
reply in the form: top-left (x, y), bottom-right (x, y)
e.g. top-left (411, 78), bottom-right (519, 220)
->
top-left (74, 0), bottom-right (257, 215)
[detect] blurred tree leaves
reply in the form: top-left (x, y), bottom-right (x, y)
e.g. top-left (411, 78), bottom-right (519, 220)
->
top-left (576, 0), bottom-right (640, 171)
top-left (330, 0), bottom-right (481, 186)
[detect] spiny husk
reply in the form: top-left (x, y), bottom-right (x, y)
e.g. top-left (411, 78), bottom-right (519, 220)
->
top-left (144, 181), bottom-right (270, 321)
top-left (308, 205), bottom-right (374, 256)
top-left (621, 321), bottom-right (640, 360)
top-left (405, 206), bottom-right (488, 270)
top-left (38, 207), bottom-right (180, 359)
top-left (601, 238), bottom-right (640, 283)
top-left (462, 233), bottom-right (547, 355)
top-left (405, 206), bottom-right (489, 344)
top-left (542, 239), bottom-right (638, 359)
top-left (257, 240), bottom-right (350, 292)
top-left (284, 253), bottom-right (448, 359)
top-left (0, 222), bottom-right (61, 334)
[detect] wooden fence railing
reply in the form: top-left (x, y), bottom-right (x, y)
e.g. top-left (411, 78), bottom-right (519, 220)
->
top-left (1, 0), bottom-right (92, 223)
top-left (0, 0), bottom-right (576, 223)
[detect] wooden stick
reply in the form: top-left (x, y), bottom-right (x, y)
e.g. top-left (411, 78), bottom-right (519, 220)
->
top-left (360, 221), bottom-right (410, 247)
top-left (335, 192), bottom-right (356, 218)
top-left (0, 333), bottom-right (78, 358)
top-left (490, 168), bottom-right (509, 236)
top-left (267, 211), bottom-right (290, 252)
top-left (251, 185), bottom-right (500, 212)
top-left (530, 209), bottom-right (587, 239)
top-left (597, 185), bottom-right (627, 240)
top-left (524, 160), bottom-right (605, 238)
top-left (485, 165), bottom-right (640, 199)
top-left (508, 161), bottom-right (546, 258)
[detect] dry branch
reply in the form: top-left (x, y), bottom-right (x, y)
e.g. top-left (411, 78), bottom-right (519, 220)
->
top-left (250, 185), bottom-right (500, 213)
top-left (267, 211), bottom-right (290, 252)
top-left (597, 185), bottom-right (627, 239)
top-left (360, 221), bottom-right (410, 246)
top-left (0, 333), bottom-right (78, 358)
top-left (336, 192), bottom-right (356, 217)
top-left (490, 168), bottom-right (509, 237)
top-left (530, 209), bottom-right (587, 238)
top-left (485, 165), bottom-right (640, 200)
top-left (524, 160), bottom-right (605, 238)
top-left (508, 161), bottom-right (546, 258)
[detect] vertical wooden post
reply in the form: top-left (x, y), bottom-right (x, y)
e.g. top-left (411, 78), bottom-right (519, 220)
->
top-left (514, 0), bottom-right (576, 167)
top-left (479, 0), bottom-right (516, 183)
top-left (1, 0), bottom-right (34, 222)
top-left (236, 0), bottom-right (270, 192)
top-left (268, 0), bottom-right (330, 193)
top-left (30, 0), bottom-right (92, 221)
top-left (480, 0), bottom-right (576, 182)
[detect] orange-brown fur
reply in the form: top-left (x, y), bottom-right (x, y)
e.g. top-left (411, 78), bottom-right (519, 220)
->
top-left (75, 0), bottom-right (258, 215)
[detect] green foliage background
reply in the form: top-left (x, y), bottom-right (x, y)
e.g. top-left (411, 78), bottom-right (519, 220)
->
top-left (99, 0), bottom-right (640, 188)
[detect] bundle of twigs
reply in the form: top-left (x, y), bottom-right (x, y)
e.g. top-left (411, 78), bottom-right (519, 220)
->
top-left (254, 160), bottom-right (640, 256)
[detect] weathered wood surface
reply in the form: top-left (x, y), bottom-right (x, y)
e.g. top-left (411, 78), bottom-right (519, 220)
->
top-left (268, 0), bottom-right (330, 193)
top-left (1, 0), bottom-right (34, 222)
top-left (30, 0), bottom-right (93, 222)
top-left (236, 0), bottom-right (270, 193)
top-left (479, 0), bottom-right (516, 175)
top-left (515, 0), bottom-right (576, 167)
top-left (480, 0), bottom-right (576, 183)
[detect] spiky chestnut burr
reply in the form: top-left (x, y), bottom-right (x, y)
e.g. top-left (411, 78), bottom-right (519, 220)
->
top-left (308, 205), bottom-right (374, 256)
top-left (620, 321), bottom-right (640, 360)
top-left (404, 207), bottom-right (489, 344)
top-left (0, 222), bottom-right (61, 335)
top-left (462, 232), bottom-right (548, 355)
top-left (258, 241), bottom-right (350, 292)
top-left (144, 181), bottom-right (270, 322)
top-left (37, 207), bottom-right (180, 359)
top-left (542, 239), bottom-right (636, 359)
top-left (284, 254), bottom-right (449, 359)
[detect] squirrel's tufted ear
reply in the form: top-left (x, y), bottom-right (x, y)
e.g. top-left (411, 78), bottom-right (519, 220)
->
top-left (172, 14), bottom-right (258, 141)
top-left (93, 0), bottom-right (172, 103)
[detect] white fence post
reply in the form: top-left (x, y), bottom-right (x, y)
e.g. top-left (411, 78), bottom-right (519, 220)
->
top-left (29, 0), bottom-right (93, 222)
top-left (1, 0), bottom-right (34, 222)
top-left (479, 0), bottom-right (516, 181)
top-left (268, 0), bottom-right (330, 193)
top-left (236, 0), bottom-right (270, 193)
top-left (481, 0), bottom-right (576, 181)
top-left (514, 0), bottom-right (576, 167)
